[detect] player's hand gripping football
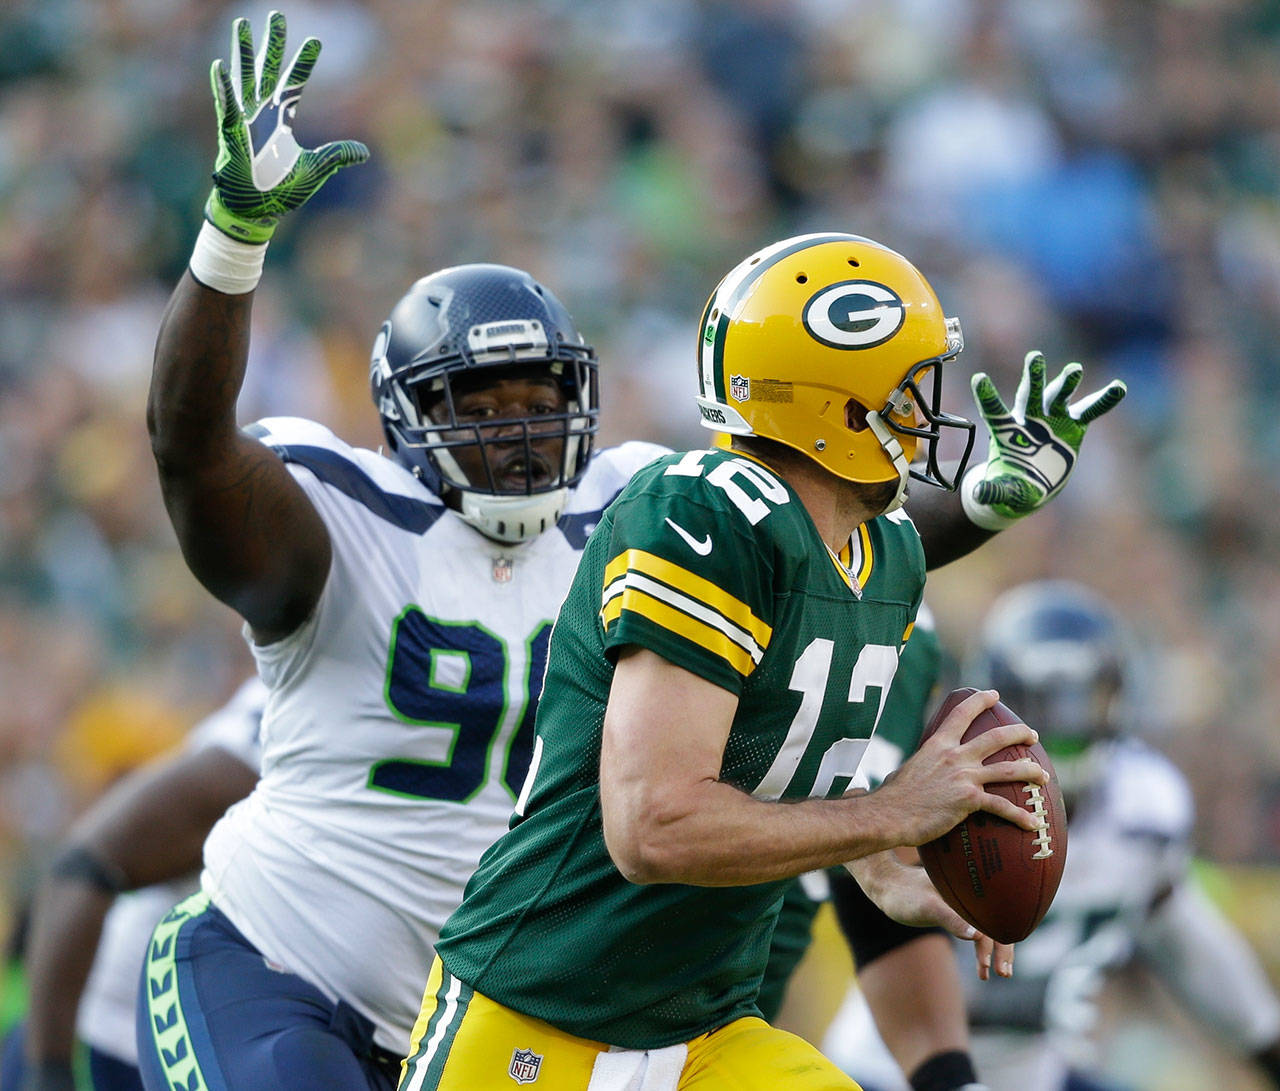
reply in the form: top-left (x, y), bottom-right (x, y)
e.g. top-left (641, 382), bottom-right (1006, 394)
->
top-left (204, 11), bottom-right (369, 244)
top-left (962, 352), bottom-right (1126, 530)
top-left (868, 689), bottom-right (1048, 845)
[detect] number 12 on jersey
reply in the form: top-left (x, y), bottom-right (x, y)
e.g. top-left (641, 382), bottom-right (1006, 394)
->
top-left (755, 638), bottom-right (899, 800)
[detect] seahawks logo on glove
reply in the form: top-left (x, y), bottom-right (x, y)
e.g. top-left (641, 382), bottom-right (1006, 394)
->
top-left (962, 351), bottom-right (1126, 531)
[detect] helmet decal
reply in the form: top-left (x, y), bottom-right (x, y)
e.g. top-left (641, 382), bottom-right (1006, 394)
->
top-left (802, 281), bottom-right (906, 350)
top-left (698, 232), bottom-right (857, 403)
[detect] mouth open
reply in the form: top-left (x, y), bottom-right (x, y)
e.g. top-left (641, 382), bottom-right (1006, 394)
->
top-left (494, 451), bottom-right (555, 490)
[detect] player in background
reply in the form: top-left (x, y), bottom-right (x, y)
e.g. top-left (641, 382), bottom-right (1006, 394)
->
top-left (407, 227), bottom-right (1122, 1091)
top-left (825, 581), bottom-right (1280, 1091)
top-left (0, 680), bottom-right (263, 1091)
top-left (141, 13), bottom-right (1125, 1089)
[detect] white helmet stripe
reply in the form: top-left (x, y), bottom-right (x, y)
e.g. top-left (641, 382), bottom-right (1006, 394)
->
top-left (700, 232), bottom-right (857, 405)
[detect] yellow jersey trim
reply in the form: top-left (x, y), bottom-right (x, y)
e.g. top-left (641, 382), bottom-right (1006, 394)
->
top-left (825, 547), bottom-right (854, 591)
top-left (855, 523), bottom-right (873, 587)
top-left (601, 584), bottom-right (757, 677)
top-left (601, 549), bottom-right (772, 647)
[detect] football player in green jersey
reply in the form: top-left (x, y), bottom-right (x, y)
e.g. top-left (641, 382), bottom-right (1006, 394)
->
top-left (401, 234), bottom-right (1123, 1091)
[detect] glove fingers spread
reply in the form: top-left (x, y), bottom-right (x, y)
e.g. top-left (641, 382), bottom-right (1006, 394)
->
top-left (1071, 380), bottom-right (1128, 424)
top-left (1012, 351), bottom-right (1045, 420)
top-left (971, 373), bottom-right (1009, 420)
top-left (1044, 362), bottom-right (1084, 412)
top-left (257, 11), bottom-right (289, 104)
top-left (205, 12), bottom-right (368, 243)
top-left (279, 38), bottom-right (322, 100)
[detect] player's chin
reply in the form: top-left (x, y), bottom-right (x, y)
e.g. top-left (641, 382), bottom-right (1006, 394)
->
top-left (856, 477), bottom-right (904, 518)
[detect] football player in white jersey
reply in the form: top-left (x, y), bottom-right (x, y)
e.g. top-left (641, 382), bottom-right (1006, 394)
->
top-left (138, 14), bottom-right (667, 1090)
top-left (825, 581), bottom-right (1280, 1091)
top-left (137, 13), bottom-right (1127, 1090)
top-left (6, 679), bottom-right (264, 1091)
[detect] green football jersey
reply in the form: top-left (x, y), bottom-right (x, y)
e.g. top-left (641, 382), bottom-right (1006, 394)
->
top-left (756, 616), bottom-right (942, 1022)
top-left (435, 447), bottom-right (926, 1048)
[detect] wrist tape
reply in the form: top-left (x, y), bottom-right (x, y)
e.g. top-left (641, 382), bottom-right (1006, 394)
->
top-left (959, 462), bottom-right (1018, 532)
top-left (189, 220), bottom-right (268, 294)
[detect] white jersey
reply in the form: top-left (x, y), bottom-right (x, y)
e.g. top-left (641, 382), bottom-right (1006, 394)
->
top-left (200, 418), bottom-right (666, 1053)
top-left (825, 738), bottom-right (1280, 1090)
top-left (76, 678), bottom-right (265, 1063)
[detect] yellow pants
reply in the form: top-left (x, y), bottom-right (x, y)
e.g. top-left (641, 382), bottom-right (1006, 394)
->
top-left (399, 958), bottom-right (860, 1090)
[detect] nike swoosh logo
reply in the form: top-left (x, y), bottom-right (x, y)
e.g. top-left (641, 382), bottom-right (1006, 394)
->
top-left (665, 518), bottom-right (713, 556)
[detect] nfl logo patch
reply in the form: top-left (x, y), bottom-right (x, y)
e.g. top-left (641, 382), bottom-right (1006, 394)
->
top-left (729, 373), bottom-right (750, 402)
top-left (492, 557), bottom-right (514, 583)
top-left (509, 1047), bottom-right (543, 1084)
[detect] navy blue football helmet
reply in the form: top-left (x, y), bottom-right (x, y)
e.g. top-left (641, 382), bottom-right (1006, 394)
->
top-left (970, 580), bottom-right (1132, 765)
top-left (370, 264), bottom-right (599, 542)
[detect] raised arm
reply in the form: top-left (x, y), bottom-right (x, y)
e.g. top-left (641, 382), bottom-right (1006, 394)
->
top-left (22, 745), bottom-right (258, 1090)
top-left (911, 352), bottom-right (1127, 569)
top-left (147, 12), bottom-right (367, 642)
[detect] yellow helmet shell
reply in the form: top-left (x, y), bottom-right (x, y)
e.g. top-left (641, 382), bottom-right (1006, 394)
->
top-left (696, 233), bottom-right (957, 487)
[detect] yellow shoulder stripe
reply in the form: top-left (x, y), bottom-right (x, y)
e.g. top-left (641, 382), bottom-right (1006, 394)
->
top-left (600, 585), bottom-right (756, 677)
top-left (602, 548), bottom-right (772, 646)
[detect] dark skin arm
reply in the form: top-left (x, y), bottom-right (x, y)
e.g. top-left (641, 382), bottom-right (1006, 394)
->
top-left (905, 469), bottom-right (997, 571)
top-left (147, 273), bottom-right (331, 643)
top-left (23, 745), bottom-right (258, 1072)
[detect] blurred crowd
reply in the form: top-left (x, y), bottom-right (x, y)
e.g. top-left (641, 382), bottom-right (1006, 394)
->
top-left (3, 0), bottom-right (1280, 985)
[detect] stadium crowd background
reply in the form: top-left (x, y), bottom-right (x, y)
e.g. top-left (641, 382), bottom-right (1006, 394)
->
top-left (1, 0), bottom-right (1279, 1086)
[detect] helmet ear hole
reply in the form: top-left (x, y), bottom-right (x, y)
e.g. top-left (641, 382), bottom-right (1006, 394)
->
top-left (845, 399), bottom-right (871, 433)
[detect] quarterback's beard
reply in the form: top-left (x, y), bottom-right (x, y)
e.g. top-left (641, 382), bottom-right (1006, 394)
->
top-left (859, 476), bottom-right (906, 518)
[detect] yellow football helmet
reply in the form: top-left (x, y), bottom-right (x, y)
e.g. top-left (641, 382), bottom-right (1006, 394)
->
top-left (695, 233), bottom-right (975, 508)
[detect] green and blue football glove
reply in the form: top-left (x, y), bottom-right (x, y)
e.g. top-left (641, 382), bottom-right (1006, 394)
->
top-left (962, 351), bottom-right (1127, 530)
top-left (205, 11), bottom-right (369, 244)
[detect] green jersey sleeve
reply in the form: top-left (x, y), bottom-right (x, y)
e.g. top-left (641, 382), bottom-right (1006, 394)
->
top-left (599, 450), bottom-right (794, 695)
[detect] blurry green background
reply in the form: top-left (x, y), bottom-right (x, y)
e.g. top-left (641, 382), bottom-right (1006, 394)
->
top-left (2, 1), bottom-right (1279, 1086)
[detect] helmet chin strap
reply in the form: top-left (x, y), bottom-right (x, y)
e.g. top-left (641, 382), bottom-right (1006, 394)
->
top-left (866, 410), bottom-right (911, 514)
top-left (458, 489), bottom-right (568, 543)
top-left (431, 443), bottom-right (576, 544)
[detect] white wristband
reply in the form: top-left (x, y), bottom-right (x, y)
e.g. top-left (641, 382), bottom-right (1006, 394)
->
top-left (960, 462), bottom-right (1019, 532)
top-left (189, 221), bottom-right (268, 295)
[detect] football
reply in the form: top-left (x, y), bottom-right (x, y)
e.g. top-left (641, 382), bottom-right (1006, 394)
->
top-left (916, 687), bottom-right (1067, 943)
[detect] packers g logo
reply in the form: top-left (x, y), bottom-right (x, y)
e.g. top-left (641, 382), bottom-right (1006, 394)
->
top-left (802, 281), bottom-right (906, 350)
